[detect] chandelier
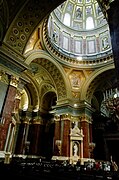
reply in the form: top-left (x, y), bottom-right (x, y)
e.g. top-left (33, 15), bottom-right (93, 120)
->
top-left (102, 87), bottom-right (119, 117)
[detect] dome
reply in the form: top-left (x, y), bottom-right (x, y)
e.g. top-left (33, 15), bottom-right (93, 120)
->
top-left (47, 0), bottom-right (112, 60)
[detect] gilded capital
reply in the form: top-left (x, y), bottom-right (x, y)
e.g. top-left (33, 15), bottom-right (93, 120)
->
top-left (10, 75), bottom-right (19, 88)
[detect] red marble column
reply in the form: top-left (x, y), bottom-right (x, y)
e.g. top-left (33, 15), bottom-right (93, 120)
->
top-left (61, 114), bottom-right (71, 157)
top-left (53, 115), bottom-right (61, 156)
top-left (89, 122), bottom-right (92, 143)
top-left (29, 119), bottom-right (43, 155)
top-left (81, 117), bottom-right (89, 158)
top-left (0, 76), bottom-right (18, 151)
top-left (15, 119), bottom-right (29, 154)
top-left (13, 90), bottom-right (21, 114)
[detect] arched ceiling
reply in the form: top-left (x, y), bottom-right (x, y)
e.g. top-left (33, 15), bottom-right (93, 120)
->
top-left (85, 68), bottom-right (117, 111)
top-left (2, 0), bottom-right (66, 55)
top-left (51, 0), bottom-right (107, 31)
top-left (1, 0), bottom-right (113, 58)
top-left (47, 0), bottom-right (112, 60)
top-left (0, 0), bottom-right (117, 114)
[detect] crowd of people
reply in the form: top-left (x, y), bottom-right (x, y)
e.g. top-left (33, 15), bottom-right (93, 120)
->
top-left (0, 156), bottom-right (119, 179)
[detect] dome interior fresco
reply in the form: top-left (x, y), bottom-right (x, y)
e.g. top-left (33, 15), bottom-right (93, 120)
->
top-left (47, 0), bottom-right (112, 60)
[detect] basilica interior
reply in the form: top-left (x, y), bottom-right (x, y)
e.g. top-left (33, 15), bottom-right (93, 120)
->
top-left (0, 0), bottom-right (119, 171)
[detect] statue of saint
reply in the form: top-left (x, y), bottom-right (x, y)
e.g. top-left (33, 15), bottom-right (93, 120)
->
top-left (73, 143), bottom-right (78, 156)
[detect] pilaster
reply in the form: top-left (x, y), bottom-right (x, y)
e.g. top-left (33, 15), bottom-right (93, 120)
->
top-left (61, 114), bottom-right (71, 157)
top-left (54, 115), bottom-right (61, 156)
top-left (29, 113), bottom-right (43, 155)
top-left (80, 115), bottom-right (90, 158)
top-left (0, 74), bottom-right (19, 151)
top-left (14, 110), bottom-right (31, 155)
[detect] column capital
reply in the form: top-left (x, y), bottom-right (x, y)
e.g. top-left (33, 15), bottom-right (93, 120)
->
top-left (32, 113), bottom-right (43, 125)
top-left (10, 75), bottom-right (19, 88)
top-left (19, 110), bottom-right (32, 123)
top-left (61, 114), bottom-right (71, 121)
top-left (79, 114), bottom-right (91, 123)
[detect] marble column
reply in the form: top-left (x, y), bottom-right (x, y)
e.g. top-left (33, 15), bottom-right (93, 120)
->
top-left (14, 110), bottom-right (30, 155)
top-left (4, 123), bottom-right (16, 153)
top-left (89, 122), bottom-right (93, 143)
top-left (13, 89), bottom-right (22, 115)
top-left (0, 75), bottom-right (19, 151)
top-left (29, 114), bottom-right (43, 155)
top-left (81, 116), bottom-right (89, 158)
top-left (61, 114), bottom-right (71, 157)
top-left (53, 115), bottom-right (61, 156)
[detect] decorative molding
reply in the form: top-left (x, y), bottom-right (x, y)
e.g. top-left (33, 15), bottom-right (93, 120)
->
top-left (4, 0), bottom-right (65, 54)
top-left (41, 18), bottom-right (113, 69)
top-left (10, 75), bottom-right (19, 88)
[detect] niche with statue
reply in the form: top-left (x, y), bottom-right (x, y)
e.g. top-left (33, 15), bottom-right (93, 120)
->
top-left (70, 122), bottom-right (84, 164)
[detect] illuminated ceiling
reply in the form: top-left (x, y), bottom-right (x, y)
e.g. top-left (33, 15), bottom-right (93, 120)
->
top-left (47, 0), bottom-right (112, 60)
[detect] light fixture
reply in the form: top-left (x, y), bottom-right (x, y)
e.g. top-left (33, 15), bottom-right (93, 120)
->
top-left (103, 87), bottom-right (119, 115)
top-left (74, 103), bottom-right (78, 107)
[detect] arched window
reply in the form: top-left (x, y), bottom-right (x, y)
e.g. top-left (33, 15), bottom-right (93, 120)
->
top-left (63, 13), bottom-right (71, 27)
top-left (86, 16), bottom-right (94, 30)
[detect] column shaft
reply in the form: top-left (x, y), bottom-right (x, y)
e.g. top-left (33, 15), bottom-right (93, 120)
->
top-left (0, 85), bottom-right (16, 150)
top-left (29, 123), bottom-right (43, 155)
top-left (81, 120), bottom-right (89, 158)
top-left (54, 117), bottom-right (61, 156)
top-left (61, 117), bottom-right (70, 157)
top-left (15, 122), bottom-right (29, 154)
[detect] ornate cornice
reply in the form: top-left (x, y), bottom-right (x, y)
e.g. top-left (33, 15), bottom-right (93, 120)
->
top-left (0, 43), bottom-right (29, 74)
top-left (10, 75), bottom-right (19, 88)
top-left (41, 18), bottom-right (113, 69)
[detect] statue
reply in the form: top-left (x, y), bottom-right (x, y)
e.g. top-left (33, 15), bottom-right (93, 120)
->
top-left (73, 143), bottom-right (78, 156)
